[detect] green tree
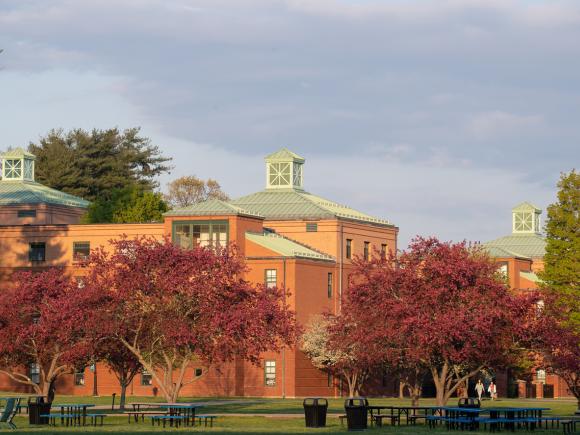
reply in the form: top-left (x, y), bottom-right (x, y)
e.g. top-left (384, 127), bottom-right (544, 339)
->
top-left (83, 186), bottom-right (168, 224)
top-left (29, 128), bottom-right (171, 201)
top-left (540, 170), bottom-right (580, 331)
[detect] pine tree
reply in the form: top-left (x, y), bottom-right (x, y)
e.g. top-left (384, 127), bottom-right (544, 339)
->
top-left (29, 127), bottom-right (171, 202)
top-left (540, 170), bottom-right (580, 331)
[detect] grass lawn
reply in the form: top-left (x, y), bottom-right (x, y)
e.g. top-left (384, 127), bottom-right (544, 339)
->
top-left (1, 396), bottom-right (576, 434)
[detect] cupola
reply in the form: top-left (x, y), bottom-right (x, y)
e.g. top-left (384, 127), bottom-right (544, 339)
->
top-left (1, 147), bottom-right (36, 181)
top-left (512, 202), bottom-right (542, 234)
top-left (265, 148), bottom-right (305, 190)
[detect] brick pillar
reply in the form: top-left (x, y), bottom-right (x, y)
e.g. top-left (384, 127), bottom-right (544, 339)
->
top-left (535, 382), bottom-right (544, 399)
top-left (517, 380), bottom-right (527, 398)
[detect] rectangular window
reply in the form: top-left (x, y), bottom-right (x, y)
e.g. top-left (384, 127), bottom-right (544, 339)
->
top-left (306, 223), bottom-right (318, 232)
top-left (264, 360), bottom-right (276, 386)
top-left (381, 244), bottom-right (387, 259)
top-left (29, 242), bottom-right (46, 262)
top-left (173, 221), bottom-right (228, 249)
top-left (195, 368), bottom-right (203, 377)
top-left (265, 269), bottom-right (277, 288)
top-left (74, 372), bottom-right (85, 386)
top-left (327, 273), bottom-right (333, 298)
top-left (18, 209), bottom-right (36, 218)
top-left (141, 370), bottom-right (153, 386)
top-left (364, 241), bottom-right (370, 260)
top-left (73, 241), bottom-right (90, 261)
top-left (29, 363), bottom-right (40, 384)
top-left (346, 239), bottom-right (352, 259)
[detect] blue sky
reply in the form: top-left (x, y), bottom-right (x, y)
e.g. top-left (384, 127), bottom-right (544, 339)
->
top-left (1, 0), bottom-right (578, 246)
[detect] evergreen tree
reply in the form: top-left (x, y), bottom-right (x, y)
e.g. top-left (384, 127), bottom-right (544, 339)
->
top-left (29, 128), bottom-right (171, 201)
top-left (540, 170), bottom-right (580, 331)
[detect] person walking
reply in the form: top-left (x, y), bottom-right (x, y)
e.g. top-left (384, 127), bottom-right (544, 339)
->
top-left (475, 380), bottom-right (485, 400)
top-left (488, 381), bottom-right (497, 400)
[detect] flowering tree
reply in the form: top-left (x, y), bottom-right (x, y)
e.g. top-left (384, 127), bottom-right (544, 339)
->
top-left (82, 236), bottom-right (296, 402)
top-left (342, 237), bottom-right (534, 405)
top-left (0, 269), bottom-right (88, 402)
top-left (301, 315), bottom-right (369, 397)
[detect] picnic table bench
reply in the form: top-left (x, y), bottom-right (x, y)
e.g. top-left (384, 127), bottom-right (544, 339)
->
top-left (123, 410), bottom-right (168, 423)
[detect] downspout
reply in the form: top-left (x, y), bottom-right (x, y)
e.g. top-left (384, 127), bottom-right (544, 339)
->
top-left (339, 222), bottom-right (343, 312)
top-left (282, 257), bottom-right (287, 399)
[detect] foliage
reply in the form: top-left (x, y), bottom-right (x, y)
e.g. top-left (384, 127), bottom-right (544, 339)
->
top-left (80, 236), bottom-right (297, 402)
top-left (341, 237), bottom-right (536, 405)
top-left (29, 127), bottom-right (171, 202)
top-left (301, 315), bottom-right (367, 397)
top-left (83, 186), bottom-right (168, 223)
top-left (540, 170), bottom-right (580, 332)
top-left (165, 175), bottom-right (229, 208)
top-left (0, 269), bottom-right (90, 402)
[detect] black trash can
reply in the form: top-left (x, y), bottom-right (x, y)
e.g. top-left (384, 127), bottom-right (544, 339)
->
top-left (28, 397), bottom-right (50, 425)
top-left (344, 397), bottom-right (368, 431)
top-left (303, 397), bottom-right (328, 428)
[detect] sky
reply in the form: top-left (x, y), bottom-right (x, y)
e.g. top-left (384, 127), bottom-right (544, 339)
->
top-left (1, 0), bottom-right (578, 247)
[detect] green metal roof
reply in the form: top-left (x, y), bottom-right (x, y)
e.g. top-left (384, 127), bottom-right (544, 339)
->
top-left (512, 201), bottom-right (541, 212)
top-left (0, 180), bottom-right (89, 208)
top-left (246, 231), bottom-right (335, 261)
top-left (520, 270), bottom-right (542, 284)
top-left (483, 233), bottom-right (546, 259)
top-left (231, 189), bottom-right (393, 226)
top-left (483, 245), bottom-right (531, 259)
top-left (1, 147), bottom-right (36, 159)
top-left (164, 199), bottom-right (264, 219)
top-left (265, 148), bottom-right (305, 162)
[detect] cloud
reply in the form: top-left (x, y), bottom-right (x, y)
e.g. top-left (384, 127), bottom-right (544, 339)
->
top-left (468, 111), bottom-right (544, 139)
top-left (0, 0), bottom-right (577, 245)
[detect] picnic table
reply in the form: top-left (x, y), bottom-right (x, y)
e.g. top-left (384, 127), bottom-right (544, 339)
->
top-left (55, 403), bottom-right (96, 426)
top-left (130, 402), bottom-right (160, 412)
top-left (367, 405), bottom-right (441, 426)
top-left (158, 403), bottom-right (202, 426)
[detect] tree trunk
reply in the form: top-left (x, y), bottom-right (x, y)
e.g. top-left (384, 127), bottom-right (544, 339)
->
top-left (43, 379), bottom-right (57, 403)
top-left (119, 383), bottom-right (128, 411)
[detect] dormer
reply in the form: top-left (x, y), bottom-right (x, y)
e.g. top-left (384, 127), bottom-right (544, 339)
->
top-left (265, 148), bottom-right (305, 190)
top-left (512, 202), bottom-right (542, 234)
top-left (1, 147), bottom-right (36, 181)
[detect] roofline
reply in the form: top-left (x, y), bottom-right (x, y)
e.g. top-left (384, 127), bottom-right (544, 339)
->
top-left (163, 211), bottom-right (264, 219)
top-left (246, 255), bottom-right (335, 263)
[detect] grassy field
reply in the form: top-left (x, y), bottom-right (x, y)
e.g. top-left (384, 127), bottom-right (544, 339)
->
top-left (1, 396), bottom-right (576, 434)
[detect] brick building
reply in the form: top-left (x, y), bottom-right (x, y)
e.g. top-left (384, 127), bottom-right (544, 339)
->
top-left (483, 202), bottom-right (573, 399)
top-left (0, 147), bottom-right (398, 398)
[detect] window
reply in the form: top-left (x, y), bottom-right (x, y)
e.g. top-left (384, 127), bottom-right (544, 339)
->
top-left (74, 371), bottom-right (85, 386)
top-left (381, 244), bottom-right (387, 259)
top-left (498, 262), bottom-right (508, 278)
top-left (346, 239), bottom-right (352, 259)
top-left (18, 209), bottom-right (36, 218)
top-left (173, 221), bottom-right (228, 249)
top-left (292, 162), bottom-right (303, 187)
top-left (265, 269), bottom-right (277, 288)
top-left (264, 360), bottom-right (276, 386)
top-left (73, 242), bottom-right (90, 261)
top-left (536, 369), bottom-right (546, 383)
top-left (141, 370), bottom-right (153, 386)
top-left (4, 159), bottom-right (22, 179)
top-left (327, 273), bottom-right (333, 298)
top-left (195, 368), bottom-right (203, 377)
top-left (29, 242), bottom-right (46, 262)
top-left (29, 363), bottom-right (40, 384)
top-left (268, 162), bottom-right (291, 187)
top-left (23, 159), bottom-right (34, 180)
top-left (306, 223), bottom-right (318, 232)
top-left (514, 212), bottom-right (534, 232)
top-left (364, 241), bottom-right (370, 260)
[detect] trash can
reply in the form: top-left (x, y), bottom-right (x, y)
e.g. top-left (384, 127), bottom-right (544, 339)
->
top-left (28, 402), bottom-right (51, 425)
top-left (303, 397), bottom-right (328, 428)
top-left (344, 397), bottom-right (368, 431)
